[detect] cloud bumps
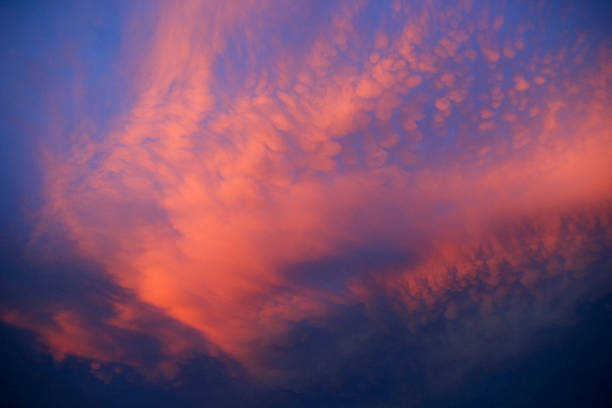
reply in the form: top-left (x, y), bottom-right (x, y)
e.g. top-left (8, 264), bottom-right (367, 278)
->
top-left (1, 0), bottom-right (611, 398)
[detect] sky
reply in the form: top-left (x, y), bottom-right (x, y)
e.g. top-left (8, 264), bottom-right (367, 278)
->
top-left (1, 0), bottom-right (611, 406)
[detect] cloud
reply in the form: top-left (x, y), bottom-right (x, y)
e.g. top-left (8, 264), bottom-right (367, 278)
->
top-left (1, 0), bottom-right (611, 392)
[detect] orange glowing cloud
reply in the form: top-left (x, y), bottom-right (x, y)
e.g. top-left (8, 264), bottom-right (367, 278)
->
top-left (4, 0), bottom-right (611, 381)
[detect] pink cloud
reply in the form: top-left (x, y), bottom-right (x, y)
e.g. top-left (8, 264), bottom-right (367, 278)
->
top-left (4, 0), bottom-right (611, 382)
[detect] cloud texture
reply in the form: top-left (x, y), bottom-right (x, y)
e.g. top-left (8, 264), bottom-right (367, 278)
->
top-left (1, 0), bottom-right (611, 404)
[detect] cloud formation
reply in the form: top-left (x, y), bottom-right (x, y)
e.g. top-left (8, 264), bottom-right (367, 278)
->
top-left (1, 0), bottom-right (611, 390)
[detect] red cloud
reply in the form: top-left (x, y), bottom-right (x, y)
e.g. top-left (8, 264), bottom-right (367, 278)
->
top-left (4, 0), bottom-right (611, 381)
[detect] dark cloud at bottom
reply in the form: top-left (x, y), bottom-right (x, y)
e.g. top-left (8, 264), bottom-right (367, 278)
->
top-left (1, 294), bottom-right (611, 408)
top-left (1, 214), bottom-right (611, 407)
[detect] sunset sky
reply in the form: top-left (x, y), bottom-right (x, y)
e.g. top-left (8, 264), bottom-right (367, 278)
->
top-left (1, 0), bottom-right (611, 406)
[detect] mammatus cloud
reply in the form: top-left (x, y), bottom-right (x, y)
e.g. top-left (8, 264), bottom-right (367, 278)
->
top-left (2, 0), bottom-right (611, 385)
